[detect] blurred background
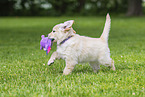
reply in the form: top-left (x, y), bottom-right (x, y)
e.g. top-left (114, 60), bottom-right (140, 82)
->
top-left (0, 0), bottom-right (144, 17)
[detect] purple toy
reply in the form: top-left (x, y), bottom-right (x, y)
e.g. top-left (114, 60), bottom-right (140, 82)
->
top-left (40, 35), bottom-right (52, 55)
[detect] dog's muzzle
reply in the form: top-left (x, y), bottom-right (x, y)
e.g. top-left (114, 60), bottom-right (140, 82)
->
top-left (50, 38), bottom-right (55, 42)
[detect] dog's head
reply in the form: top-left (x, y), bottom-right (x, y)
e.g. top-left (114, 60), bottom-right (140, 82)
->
top-left (48, 20), bottom-right (76, 43)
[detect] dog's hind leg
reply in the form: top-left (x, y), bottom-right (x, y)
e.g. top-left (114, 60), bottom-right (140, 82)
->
top-left (89, 62), bottom-right (100, 73)
top-left (110, 59), bottom-right (115, 71)
top-left (98, 56), bottom-right (115, 71)
top-left (63, 59), bottom-right (77, 75)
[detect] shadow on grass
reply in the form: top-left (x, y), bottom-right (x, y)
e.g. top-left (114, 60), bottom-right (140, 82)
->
top-left (46, 62), bottom-right (135, 75)
top-left (73, 65), bottom-right (115, 74)
top-left (73, 63), bottom-right (135, 74)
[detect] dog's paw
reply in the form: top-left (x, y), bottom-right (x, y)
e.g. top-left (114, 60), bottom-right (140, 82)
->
top-left (112, 66), bottom-right (115, 71)
top-left (93, 70), bottom-right (99, 73)
top-left (63, 72), bottom-right (71, 75)
top-left (63, 68), bottom-right (72, 75)
top-left (47, 60), bottom-right (54, 66)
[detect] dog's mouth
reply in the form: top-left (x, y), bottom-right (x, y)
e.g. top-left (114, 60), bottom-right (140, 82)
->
top-left (49, 38), bottom-right (56, 43)
top-left (50, 38), bottom-right (55, 42)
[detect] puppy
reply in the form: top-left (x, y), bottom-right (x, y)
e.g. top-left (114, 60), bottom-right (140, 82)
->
top-left (48, 13), bottom-right (115, 75)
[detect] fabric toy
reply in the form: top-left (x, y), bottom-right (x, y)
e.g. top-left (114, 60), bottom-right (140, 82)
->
top-left (40, 35), bottom-right (52, 55)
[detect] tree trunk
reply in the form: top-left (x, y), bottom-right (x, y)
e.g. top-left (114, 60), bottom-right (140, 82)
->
top-left (77, 0), bottom-right (85, 13)
top-left (126, 0), bottom-right (143, 16)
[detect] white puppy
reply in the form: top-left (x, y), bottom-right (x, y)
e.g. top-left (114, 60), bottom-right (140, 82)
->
top-left (48, 13), bottom-right (115, 75)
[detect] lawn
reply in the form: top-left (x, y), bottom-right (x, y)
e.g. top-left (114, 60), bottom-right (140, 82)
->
top-left (0, 16), bottom-right (145, 97)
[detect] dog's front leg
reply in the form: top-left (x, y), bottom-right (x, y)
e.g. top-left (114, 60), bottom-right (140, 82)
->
top-left (63, 59), bottom-right (77, 75)
top-left (48, 51), bottom-right (60, 66)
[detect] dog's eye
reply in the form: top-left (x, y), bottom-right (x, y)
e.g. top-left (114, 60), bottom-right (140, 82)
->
top-left (63, 26), bottom-right (67, 29)
top-left (53, 30), bottom-right (56, 33)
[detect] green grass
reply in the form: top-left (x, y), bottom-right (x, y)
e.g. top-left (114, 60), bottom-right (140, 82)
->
top-left (0, 16), bottom-right (145, 97)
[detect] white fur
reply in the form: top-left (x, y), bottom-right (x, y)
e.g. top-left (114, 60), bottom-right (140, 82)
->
top-left (48, 13), bottom-right (115, 75)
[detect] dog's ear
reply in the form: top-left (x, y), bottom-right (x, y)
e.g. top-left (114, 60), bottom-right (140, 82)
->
top-left (63, 20), bottom-right (74, 31)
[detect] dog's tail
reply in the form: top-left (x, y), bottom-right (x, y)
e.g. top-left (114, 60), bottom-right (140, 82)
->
top-left (100, 13), bottom-right (111, 43)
